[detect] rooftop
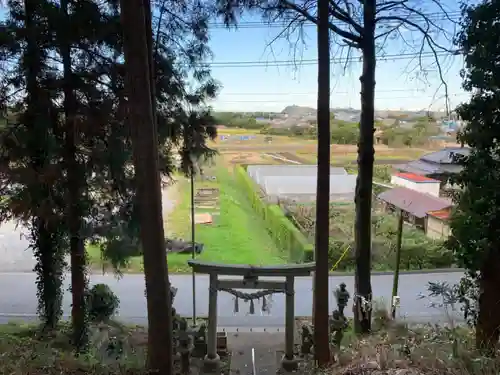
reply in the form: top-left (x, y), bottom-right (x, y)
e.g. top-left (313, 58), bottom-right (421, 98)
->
top-left (420, 147), bottom-right (470, 165)
top-left (246, 164), bottom-right (355, 203)
top-left (395, 147), bottom-right (470, 176)
top-left (428, 209), bottom-right (451, 220)
top-left (394, 172), bottom-right (440, 183)
top-left (378, 187), bottom-right (452, 218)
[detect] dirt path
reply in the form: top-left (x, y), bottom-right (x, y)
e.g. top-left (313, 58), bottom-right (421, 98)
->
top-left (161, 178), bottom-right (182, 235)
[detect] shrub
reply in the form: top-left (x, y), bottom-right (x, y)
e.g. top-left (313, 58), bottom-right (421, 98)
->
top-left (87, 284), bottom-right (120, 322)
top-left (325, 237), bottom-right (454, 272)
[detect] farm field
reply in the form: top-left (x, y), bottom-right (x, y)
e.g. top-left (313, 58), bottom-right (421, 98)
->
top-left (295, 145), bottom-right (431, 164)
top-left (210, 131), bottom-right (436, 164)
top-left (218, 148), bottom-right (428, 167)
top-left (208, 127), bottom-right (317, 149)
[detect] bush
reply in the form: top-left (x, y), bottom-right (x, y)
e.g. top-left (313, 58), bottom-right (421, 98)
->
top-left (87, 284), bottom-right (120, 322)
top-left (234, 165), bottom-right (313, 262)
top-left (259, 119), bottom-right (360, 144)
top-left (326, 238), bottom-right (454, 271)
top-left (287, 202), bottom-right (454, 271)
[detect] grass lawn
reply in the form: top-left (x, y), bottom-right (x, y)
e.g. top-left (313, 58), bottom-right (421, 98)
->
top-left (165, 165), bottom-right (286, 272)
top-left (87, 164), bottom-right (286, 273)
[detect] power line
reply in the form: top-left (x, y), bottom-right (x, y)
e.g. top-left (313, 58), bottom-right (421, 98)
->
top-left (210, 93), bottom-right (469, 103)
top-left (206, 51), bottom-right (455, 68)
top-left (219, 89), bottom-right (447, 96)
top-left (205, 11), bottom-right (461, 29)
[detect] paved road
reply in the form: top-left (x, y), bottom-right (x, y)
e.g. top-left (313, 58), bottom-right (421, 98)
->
top-left (0, 221), bottom-right (35, 272)
top-left (0, 271), bottom-right (464, 328)
top-left (0, 182), bottom-right (177, 273)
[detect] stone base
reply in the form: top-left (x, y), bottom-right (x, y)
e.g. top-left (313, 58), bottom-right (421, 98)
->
top-left (203, 354), bottom-right (221, 373)
top-left (281, 354), bottom-right (299, 372)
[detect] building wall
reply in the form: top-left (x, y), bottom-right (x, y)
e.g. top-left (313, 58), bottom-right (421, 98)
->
top-left (426, 216), bottom-right (450, 240)
top-left (390, 175), bottom-right (441, 197)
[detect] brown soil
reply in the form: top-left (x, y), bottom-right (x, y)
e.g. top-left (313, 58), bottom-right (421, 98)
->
top-left (274, 152), bottom-right (311, 164)
top-left (223, 152), bottom-right (278, 164)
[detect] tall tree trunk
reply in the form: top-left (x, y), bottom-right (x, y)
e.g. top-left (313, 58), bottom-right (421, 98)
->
top-left (120, 1), bottom-right (173, 374)
top-left (476, 250), bottom-right (500, 353)
top-left (24, 0), bottom-right (64, 331)
top-left (59, 0), bottom-right (88, 351)
top-left (353, 0), bottom-right (375, 335)
top-left (313, 0), bottom-right (331, 366)
top-left (143, 0), bottom-right (156, 122)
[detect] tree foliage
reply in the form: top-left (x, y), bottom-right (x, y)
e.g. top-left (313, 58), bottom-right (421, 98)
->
top-left (214, 112), bottom-right (270, 128)
top-left (448, 0), bottom-right (500, 352)
top-left (380, 119), bottom-right (440, 147)
top-left (0, 0), bottom-right (69, 331)
top-left (262, 119), bottom-right (360, 144)
top-left (0, 0), bottom-right (218, 349)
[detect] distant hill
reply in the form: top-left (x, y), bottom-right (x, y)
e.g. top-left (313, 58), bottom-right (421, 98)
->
top-left (279, 105), bottom-right (449, 121)
top-left (281, 105), bottom-right (316, 117)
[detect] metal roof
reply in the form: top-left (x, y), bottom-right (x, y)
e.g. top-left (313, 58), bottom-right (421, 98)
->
top-left (394, 159), bottom-right (463, 176)
top-left (247, 164), bottom-right (355, 203)
top-left (262, 175), bottom-right (357, 196)
top-left (420, 147), bottom-right (470, 164)
top-left (428, 209), bottom-right (450, 220)
top-left (247, 165), bottom-right (347, 186)
top-left (247, 165), bottom-right (347, 177)
top-left (395, 147), bottom-right (470, 176)
top-left (377, 187), bottom-right (452, 218)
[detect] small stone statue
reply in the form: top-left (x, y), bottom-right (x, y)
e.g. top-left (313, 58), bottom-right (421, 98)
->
top-left (300, 324), bottom-right (314, 355)
top-left (329, 310), bottom-right (348, 348)
top-left (192, 323), bottom-right (207, 358)
top-left (334, 282), bottom-right (350, 316)
top-left (197, 323), bottom-right (207, 341)
top-left (178, 318), bottom-right (192, 374)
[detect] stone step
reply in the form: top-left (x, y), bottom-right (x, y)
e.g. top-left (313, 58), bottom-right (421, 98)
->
top-left (228, 333), bottom-right (284, 375)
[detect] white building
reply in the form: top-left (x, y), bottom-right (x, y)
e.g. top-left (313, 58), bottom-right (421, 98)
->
top-left (390, 172), bottom-right (441, 197)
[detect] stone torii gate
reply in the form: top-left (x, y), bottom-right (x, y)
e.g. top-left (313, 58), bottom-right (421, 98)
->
top-left (188, 260), bottom-right (316, 372)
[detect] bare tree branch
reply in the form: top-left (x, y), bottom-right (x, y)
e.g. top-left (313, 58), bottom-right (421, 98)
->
top-left (376, 1), bottom-right (408, 15)
top-left (281, 0), bottom-right (362, 44)
top-left (375, 15), bottom-right (455, 52)
top-left (328, 0), bottom-right (363, 34)
top-left (214, 0), bottom-right (459, 112)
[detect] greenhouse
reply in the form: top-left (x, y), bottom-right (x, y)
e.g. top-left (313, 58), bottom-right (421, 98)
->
top-left (246, 165), bottom-right (357, 203)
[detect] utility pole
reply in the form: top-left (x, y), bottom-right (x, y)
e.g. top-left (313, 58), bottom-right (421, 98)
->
top-left (391, 210), bottom-right (404, 319)
top-left (313, 0), bottom-right (331, 366)
top-left (190, 157), bottom-right (197, 324)
top-left (120, 1), bottom-right (173, 374)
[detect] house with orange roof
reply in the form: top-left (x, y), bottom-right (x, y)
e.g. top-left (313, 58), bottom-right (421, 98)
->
top-left (378, 187), bottom-right (453, 240)
top-left (426, 208), bottom-right (451, 240)
top-left (390, 172), bottom-right (441, 197)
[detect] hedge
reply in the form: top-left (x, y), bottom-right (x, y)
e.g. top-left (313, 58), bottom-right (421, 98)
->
top-left (234, 165), bottom-right (314, 262)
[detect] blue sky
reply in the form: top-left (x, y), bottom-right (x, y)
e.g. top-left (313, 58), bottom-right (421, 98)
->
top-left (207, 2), bottom-right (468, 113)
top-left (0, 1), bottom-right (467, 113)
